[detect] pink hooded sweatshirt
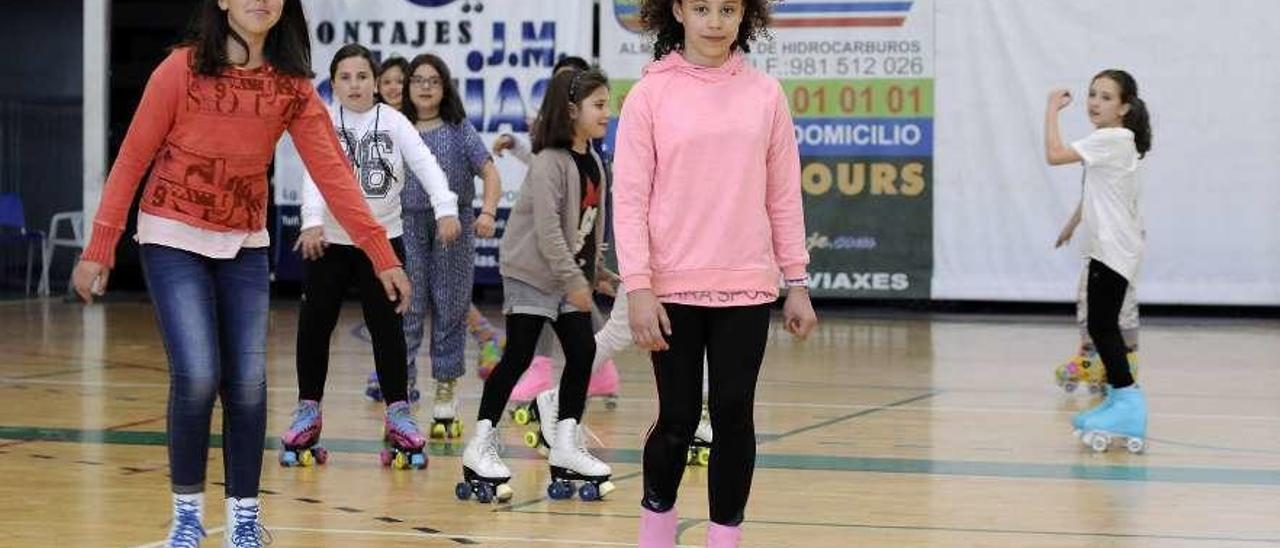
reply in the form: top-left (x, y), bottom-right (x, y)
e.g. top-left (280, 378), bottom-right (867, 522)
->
top-left (612, 51), bottom-right (809, 304)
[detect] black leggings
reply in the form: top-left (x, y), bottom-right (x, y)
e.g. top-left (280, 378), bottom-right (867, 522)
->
top-left (641, 303), bottom-right (770, 527)
top-left (296, 239), bottom-right (409, 404)
top-left (476, 312), bottom-right (596, 424)
top-left (1086, 259), bottom-right (1136, 389)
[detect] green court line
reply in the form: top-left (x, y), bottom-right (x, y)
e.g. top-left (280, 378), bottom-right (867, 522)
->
top-left (5, 425), bottom-right (1280, 487)
top-left (506, 509), bottom-right (1280, 545)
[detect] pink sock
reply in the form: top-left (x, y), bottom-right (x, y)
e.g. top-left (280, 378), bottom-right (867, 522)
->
top-left (706, 522), bottom-right (741, 548)
top-left (638, 508), bottom-right (678, 548)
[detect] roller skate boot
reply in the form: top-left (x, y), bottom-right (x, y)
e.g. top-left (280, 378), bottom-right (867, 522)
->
top-left (508, 356), bottom-right (553, 424)
top-left (380, 401), bottom-right (428, 469)
top-left (588, 359), bottom-right (620, 410)
top-left (455, 419), bottom-right (514, 503)
top-left (430, 379), bottom-right (464, 439)
top-left (279, 400), bottom-right (327, 467)
top-left (546, 418), bottom-right (615, 501)
top-left (1078, 385), bottom-right (1147, 454)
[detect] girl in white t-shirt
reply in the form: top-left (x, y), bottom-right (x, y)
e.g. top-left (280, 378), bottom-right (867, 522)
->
top-left (1044, 69), bottom-right (1152, 453)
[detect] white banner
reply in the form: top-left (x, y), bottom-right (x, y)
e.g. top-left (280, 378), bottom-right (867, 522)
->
top-left (275, 0), bottom-right (593, 207)
top-left (271, 0), bottom-right (591, 282)
top-left (932, 0), bottom-right (1280, 305)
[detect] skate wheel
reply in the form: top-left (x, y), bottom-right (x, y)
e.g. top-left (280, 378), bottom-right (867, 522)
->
top-left (494, 483), bottom-right (513, 503)
top-left (476, 483), bottom-right (494, 503)
top-left (379, 449), bottom-right (393, 467)
top-left (431, 423), bottom-right (447, 439)
top-left (410, 388), bottom-right (421, 403)
top-left (300, 449), bottom-right (315, 467)
top-left (523, 430), bottom-right (540, 449)
top-left (455, 482), bottom-right (471, 501)
top-left (1062, 381), bottom-right (1077, 393)
top-left (449, 422), bottom-right (464, 438)
top-left (365, 387), bottom-right (382, 402)
top-left (1089, 433), bottom-right (1111, 453)
top-left (547, 480), bottom-right (573, 500)
top-left (313, 446), bottom-right (329, 464)
top-left (605, 397), bottom-right (618, 410)
top-left (685, 448), bottom-right (695, 465)
top-left (410, 453), bottom-right (427, 469)
top-left (393, 451), bottom-right (410, 469)
top-left (1087, 384), bottom-right (1102, 395)
top-left (1126, 437), bottom-right (1146, 454)
top-left (279, 451), bottom-right (298, 467)
top-left (513, 407), bottom-right (531, 425)
top-left (696, 447), bottom-right (711, 467)
top-left (578, 482), bottom-right (599, 501)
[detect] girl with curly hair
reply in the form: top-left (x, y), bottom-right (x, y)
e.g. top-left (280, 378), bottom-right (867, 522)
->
top-left (614, 1), bottom-right (817, 546)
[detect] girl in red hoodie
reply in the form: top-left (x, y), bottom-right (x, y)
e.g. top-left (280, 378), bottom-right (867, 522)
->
top-left (70, 1), bottom-right (408, 545)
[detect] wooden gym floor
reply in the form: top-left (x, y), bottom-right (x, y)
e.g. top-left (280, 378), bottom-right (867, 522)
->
top-left (1, 298), bottom-right (1278, 546)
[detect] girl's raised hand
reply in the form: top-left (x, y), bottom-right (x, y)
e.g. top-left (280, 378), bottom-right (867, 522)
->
top-left (1048, 89), bottom-right (1072, 111)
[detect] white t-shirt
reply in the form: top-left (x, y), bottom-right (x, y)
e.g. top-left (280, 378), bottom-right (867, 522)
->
top-left (1071, 127), bottom-right (1144, 282)
top-left (302, 103), bottom-right (457, 245)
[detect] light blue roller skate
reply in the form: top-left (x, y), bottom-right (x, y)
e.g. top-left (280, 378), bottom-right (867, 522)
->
top-left (1077, 386), bottom-right (1147, 453)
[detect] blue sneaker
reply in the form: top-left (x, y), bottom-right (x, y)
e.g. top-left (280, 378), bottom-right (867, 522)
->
top-left (224, 497), bottom-right (268, 548)
top-left (165, 495), bottom-right (205, 548)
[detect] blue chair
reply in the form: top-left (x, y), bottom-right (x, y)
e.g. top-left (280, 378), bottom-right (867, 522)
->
top-left (0, 193), bottom-right (46, 295)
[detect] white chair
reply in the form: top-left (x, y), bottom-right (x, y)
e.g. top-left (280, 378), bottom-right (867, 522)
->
top-left (39, 211), bottom-right (84, 296)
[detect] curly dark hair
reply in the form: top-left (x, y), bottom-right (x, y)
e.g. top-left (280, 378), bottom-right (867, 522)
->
top-left (639, 0), bottom-right (774, 60)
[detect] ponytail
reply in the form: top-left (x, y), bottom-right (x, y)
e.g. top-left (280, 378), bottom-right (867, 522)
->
top-left (1124, 95), bottom-right (1151, 158)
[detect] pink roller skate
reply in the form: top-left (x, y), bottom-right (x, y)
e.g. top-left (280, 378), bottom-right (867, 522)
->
top-left (509, 356), bottom-right (554, 425)
top-left (380, 401), bottom-right (428, 469)
top-left (280, 400), bottom-right (327, 467)
top-left (587, 359), bottom-right (620, 410)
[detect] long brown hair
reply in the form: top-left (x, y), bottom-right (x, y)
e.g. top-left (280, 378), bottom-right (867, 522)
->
top-left (181, 0), bottom-right (313, 77)
top-left (531, 69), bottom-right (609, 153)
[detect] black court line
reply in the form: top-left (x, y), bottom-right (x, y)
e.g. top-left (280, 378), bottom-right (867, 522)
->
top-left (758, 391), bottom-right (941, 445)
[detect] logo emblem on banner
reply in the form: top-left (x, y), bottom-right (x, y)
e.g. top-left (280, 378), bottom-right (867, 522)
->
top-left (404, 0), bottom-right (484, 11)
top-left (613, 0), bottom-right (643, 33)
top-left (772, 0), bottom-right (914, 28)
top-left (613, 0), bottom-right (913, 34)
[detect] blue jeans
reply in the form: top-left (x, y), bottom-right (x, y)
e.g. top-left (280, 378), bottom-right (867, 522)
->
top-left (141, 244), bottom-right (268, 498)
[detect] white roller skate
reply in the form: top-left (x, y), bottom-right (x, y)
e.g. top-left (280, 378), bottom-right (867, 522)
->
top-left (522, 389), bottom-right (559, 452)
top-left (380, 401), bottom-right (428, 469)
top-left (164, 494), bottom-right (205, 548)
top-left (430, 379), bottom-right (464, 439)
top-left (687, 404), bottom-right (713, 467)
top-left (456, 419), bottom-right (514, 503)
top-left (1077, 386), bottom-right (1147, 454)
top-left (546, 418), bottom-right (615, 501)
top-left (279, 400), bottom-right (327, 467)
top-left (223, 497), bottom-right (268, 548)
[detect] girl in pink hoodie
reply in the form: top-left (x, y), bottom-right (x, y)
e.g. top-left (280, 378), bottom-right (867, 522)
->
top-left (613, 1), bottom-right (817, 546)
